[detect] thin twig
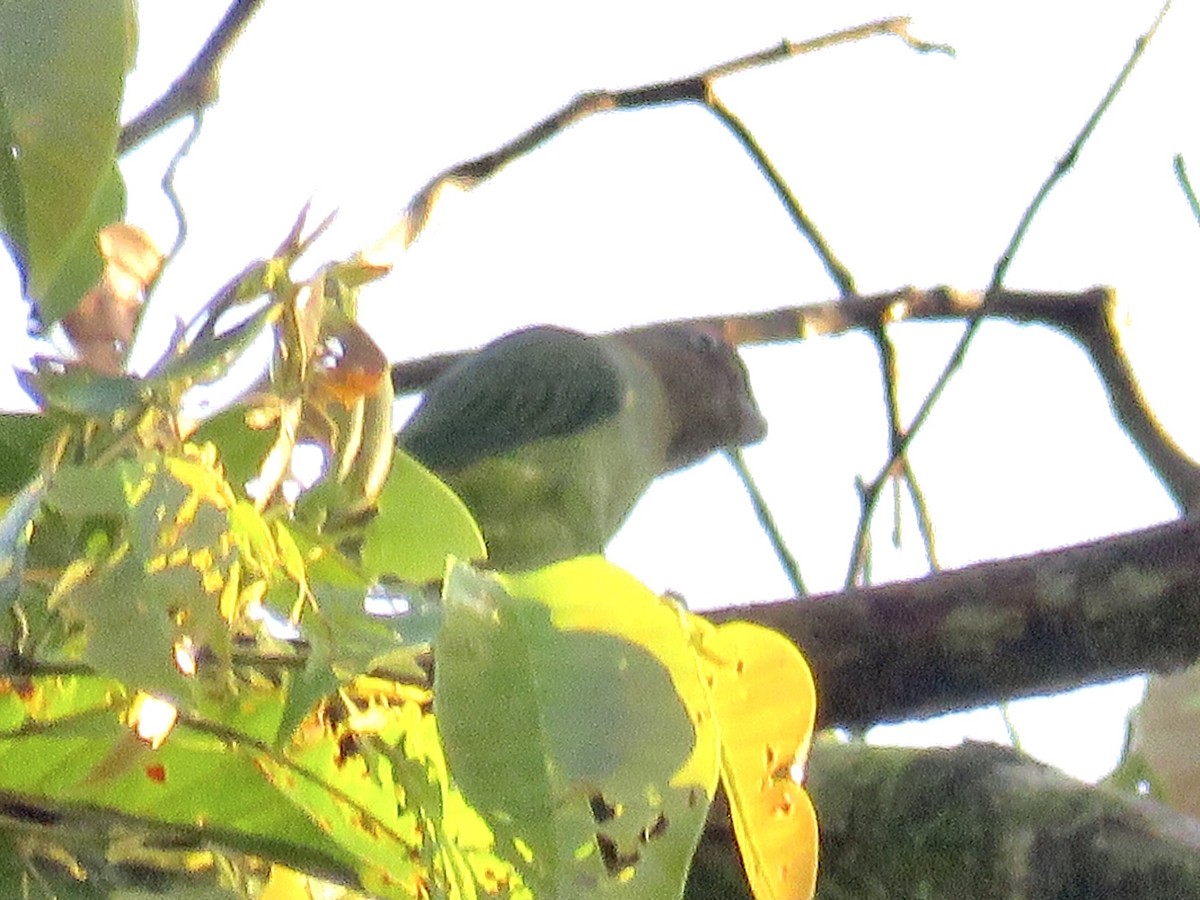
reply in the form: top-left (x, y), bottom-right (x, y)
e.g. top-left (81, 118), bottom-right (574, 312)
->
top-left (856, 322), bottom-right (922, 590)
top-left (902, 458), bottom-right (940, 569)
top-left (122, 116), bottom-right (207, 374)
top-left (163, 115), bottom-right (205, 262)
top-left (369, 17), bottom-right (949, 257)
top-left (117, 0), bottom-right (266, 154)
top-left (993, 4), bottom-right (1172, 287)
top-left (1176, 154), bottom-right (1200, 227)
top-left (725, 447), bottom-right (806, 597)
top-left (706, 94), bottom-right (855, 295)
top-left (844, 3), bottom-right (1172, 584)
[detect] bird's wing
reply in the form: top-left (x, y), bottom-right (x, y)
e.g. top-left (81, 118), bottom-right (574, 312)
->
top-left (398, 326), bottom-right (625, 472)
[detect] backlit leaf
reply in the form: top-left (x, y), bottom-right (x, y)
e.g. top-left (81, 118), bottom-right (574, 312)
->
top-left (706, 621), bottom-right (818, 900)
top-left (0, 0), bottom-right (135, 311)
top-left (438, 559), bottom-right (715, 898)
top-left (362, 452), bottom-right (485, 583)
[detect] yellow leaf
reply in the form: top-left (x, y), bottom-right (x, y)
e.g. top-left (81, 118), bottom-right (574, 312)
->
top-left (706, 620), bottom-right (818, 900)
top-left (260, 863), bottom-right (320, 899)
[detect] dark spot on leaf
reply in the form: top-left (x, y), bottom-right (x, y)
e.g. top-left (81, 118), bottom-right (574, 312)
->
top-left (765, 744), bottom-right (778, 770)
top-left (324, 701), bottom-right (348, 727)
top-left (336, 733), bottom-right (361, 765)
top-left (114, 862), bottom-right (172, 892)
top-left (589, 793), bottom-right (618, 823)
top-left (596, 834), bottom-right (639, 875)
top-left (145, 763), bottom-right (166, 783)
top-left (144, 834), bottom-right (203, 851)
top-left (0, 800), bottom-right (60, 826)
top-left (13, 678), bottom-right (36, 699)
top-left (193, 644), bottom-right (218, 668)
top-left (641, 813), bottom-right (669, 842)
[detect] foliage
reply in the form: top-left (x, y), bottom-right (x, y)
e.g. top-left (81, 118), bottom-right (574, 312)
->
top-left (0, 5), bottom-right (816, 899)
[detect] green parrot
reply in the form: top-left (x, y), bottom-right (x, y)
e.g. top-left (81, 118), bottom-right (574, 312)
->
top-left (397, 324), bottom-right (767, 570)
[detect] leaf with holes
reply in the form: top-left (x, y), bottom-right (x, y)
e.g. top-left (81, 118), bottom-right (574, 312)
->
top-left (706, 620), bottom-right (818, 900)
top-left (437, 558), bottom-right (717, 898)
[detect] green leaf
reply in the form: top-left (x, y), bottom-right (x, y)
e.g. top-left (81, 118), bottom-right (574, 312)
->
top-left (502, 557), bottom-right (721, 793)
top-left (310, 579), bottom-right (415, 674)
top-left (37, 162), bottom-right (127, 326)
top-left (51, 548), bottom-right (191, 700)
top-left (20, 359), bottom-right (148, 418)
top-left (44, 462), bottom-right (127, 517)
top-left (189, 404), bottom-right (279, 495)
top-left (276, 637), bottom-right (338, 745)
top-left (361, 451), bottom-right (485, 583)
top-left (436, 560), bottom-right (708, 898)
top-left (160, 301), bottom-right (282, 385)
top-left (0, 412), bottom-right (57, 495)
top-left (0, 473), bottom-right (43, 617)
top-left (0, 695), bottom-right (369, 885)
top-left (0, 0), bottom-right (135, 311)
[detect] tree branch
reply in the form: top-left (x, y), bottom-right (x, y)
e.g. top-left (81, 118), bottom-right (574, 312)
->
top-left (709, 514), bottom-right (1200, 731)
top-left (364, 17), bottom-right (949, 259)
top-left (690, 741), bottom-right (1200, 899)
top-left (846, 1), bottom-right (1171, 585)
top-left (14, 474), bottom-right (1200, 734)
top-left (392, 286), bottom-right (1200, 513)
top-left (117, 0), bottom-right (267, 154)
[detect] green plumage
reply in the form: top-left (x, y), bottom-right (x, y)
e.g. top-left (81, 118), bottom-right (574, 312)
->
top-left (399, 324), bottom-right (765, 570)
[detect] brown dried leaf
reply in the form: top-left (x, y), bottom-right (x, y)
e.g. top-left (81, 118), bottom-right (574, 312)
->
top-left (315, 320), bottom-right (388, 407)
top-left (62, 224), bottom-right (163, 374)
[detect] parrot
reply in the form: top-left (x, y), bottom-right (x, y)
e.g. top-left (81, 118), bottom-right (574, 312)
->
top-left (397, 323), bottom-right (767, 570)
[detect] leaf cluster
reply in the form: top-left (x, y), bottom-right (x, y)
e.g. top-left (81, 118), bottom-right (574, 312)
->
top-left (0, 4), bottom-right (817, 899)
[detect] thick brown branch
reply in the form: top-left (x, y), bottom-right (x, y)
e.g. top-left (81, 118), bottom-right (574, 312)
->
top-left (118, 0), bottom-right (266, 154)
top-left (691, 741), bottom-right (1200, 899)
top-left (15, 498), bottom-right (1199, 734)
top-left (709, 514), bottom-right (1200, 731)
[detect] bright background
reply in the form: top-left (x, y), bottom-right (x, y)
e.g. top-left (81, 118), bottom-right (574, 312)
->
top-left (5, 0), bottom-right (1200, 782)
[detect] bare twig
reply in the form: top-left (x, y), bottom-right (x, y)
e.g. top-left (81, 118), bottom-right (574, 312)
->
top-left (902, 457), bottom-right (940, 569)
top-left (845, 2), bottom-right (1172, 584)
top-left (367, 17), bottom-right (950, 258)
top-left (1176, 154), bottom-right (1200, 227)
top-left (724, 447), bottom-right (806, 597)
top-left (162, 116), bottom-right (205, 261)
top-left (705, 94), bottom-right (855, 295)
top-left (856, 322), bottom-right (940, 589)
top-left (117, 0), bottom-right (266, 155)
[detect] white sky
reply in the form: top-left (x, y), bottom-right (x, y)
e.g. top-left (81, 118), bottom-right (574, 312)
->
top-left (5, 0), bottom-right (1200, 782)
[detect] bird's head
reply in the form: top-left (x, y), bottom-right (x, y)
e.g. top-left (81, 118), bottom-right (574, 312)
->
top-left (619, 323), bottom-right (767, 472)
